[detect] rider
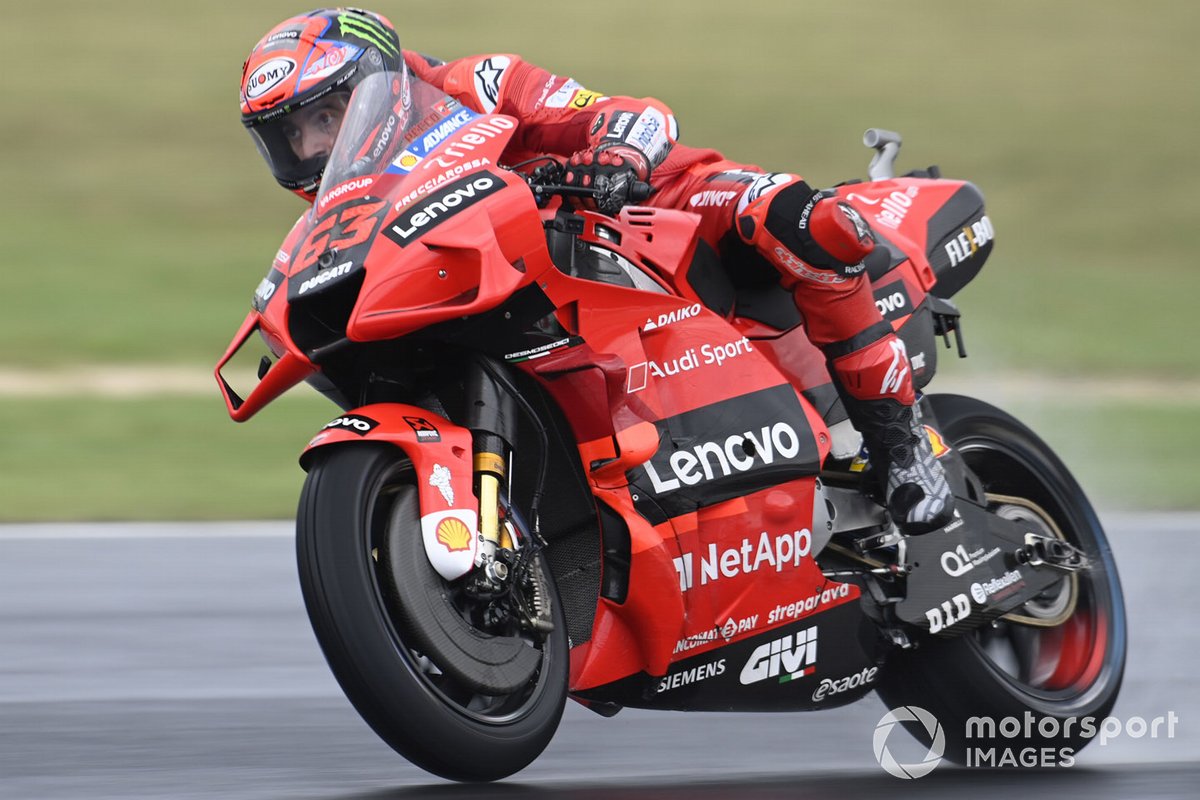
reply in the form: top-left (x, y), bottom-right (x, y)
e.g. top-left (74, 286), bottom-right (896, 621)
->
top-left (239, 8), bottom-right (955, 535)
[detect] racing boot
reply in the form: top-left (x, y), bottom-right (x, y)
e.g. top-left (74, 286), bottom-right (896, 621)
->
top-left (828, 333), bottom-right (956, 535)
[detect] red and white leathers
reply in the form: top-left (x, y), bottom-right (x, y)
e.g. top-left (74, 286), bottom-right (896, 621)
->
top-left (406, 52), bottom-right (954, 533)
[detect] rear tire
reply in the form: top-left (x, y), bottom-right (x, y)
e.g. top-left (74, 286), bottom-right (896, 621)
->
top-left (297, 443), bottom-right (568, 781)
top-left (876, 394), bottom-right (1126, 765)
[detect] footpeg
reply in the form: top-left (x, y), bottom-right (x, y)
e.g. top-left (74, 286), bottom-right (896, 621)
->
top-left (1014, 533), bottom-right (1089, 573)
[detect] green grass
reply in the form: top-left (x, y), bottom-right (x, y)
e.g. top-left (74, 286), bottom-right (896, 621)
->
top-left (0, 393), bottom-right (334, 521)
top-left (992, 399), bottom-right (1200, 514)
top-left (3, 1), bottom-right (1197, 518)
top-left (0, 393), bottom-right (1192, 522)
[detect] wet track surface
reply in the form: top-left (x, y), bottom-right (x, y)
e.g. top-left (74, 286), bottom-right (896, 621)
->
top-left (1, 514), bottom-right (1197, 799)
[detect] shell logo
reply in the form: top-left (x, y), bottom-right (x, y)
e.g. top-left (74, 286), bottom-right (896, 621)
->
top-left (924, 425), bottom-right (951, 459)
top-left (435, 517), bottom-right (473, 552)
top-left (397, 153), bottom-right (419, 169)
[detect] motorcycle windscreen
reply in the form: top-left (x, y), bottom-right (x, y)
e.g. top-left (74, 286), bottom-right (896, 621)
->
top-left (315, 70), bottom-right (458, 204)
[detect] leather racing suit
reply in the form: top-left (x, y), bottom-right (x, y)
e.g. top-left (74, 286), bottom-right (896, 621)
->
top-left (405, 51), bottom-right (954, 534)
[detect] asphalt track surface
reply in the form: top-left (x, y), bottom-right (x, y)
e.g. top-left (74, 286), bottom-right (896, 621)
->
top-left (2, 514), bottom-right (1197, 799)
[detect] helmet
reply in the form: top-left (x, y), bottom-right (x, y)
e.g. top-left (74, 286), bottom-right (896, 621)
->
top-left (240, 8), bottom-right (402, 201)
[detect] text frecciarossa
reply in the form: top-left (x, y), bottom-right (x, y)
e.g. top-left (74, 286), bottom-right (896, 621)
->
top-left (394, 158), bottom-right (494, 209)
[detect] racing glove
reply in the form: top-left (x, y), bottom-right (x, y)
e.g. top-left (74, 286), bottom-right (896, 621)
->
top-left (563, 143), bottom-right (653, 215)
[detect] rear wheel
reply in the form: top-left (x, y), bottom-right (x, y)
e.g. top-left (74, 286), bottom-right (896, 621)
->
top-left (297, 443), bottom-right (568, 782)
top-left (876, 394), bottom-right (1126, 764)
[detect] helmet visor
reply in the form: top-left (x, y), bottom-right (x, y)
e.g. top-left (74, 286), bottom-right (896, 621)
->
top-left (246, 89), bottom-right (353, 193)
top-left (317, 69), bottom-right (417, 197)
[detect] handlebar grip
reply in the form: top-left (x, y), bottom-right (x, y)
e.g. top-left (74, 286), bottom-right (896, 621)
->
top-left (630, 181), bottom-right (653, 202)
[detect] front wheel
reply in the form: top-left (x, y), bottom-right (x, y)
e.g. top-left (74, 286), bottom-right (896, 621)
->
top-left (296, 443), bottom-right (568, 782)
top-left (876, 394), bottom-right (1127, 765)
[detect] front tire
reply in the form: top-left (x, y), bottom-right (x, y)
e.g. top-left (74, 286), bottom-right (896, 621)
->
top-left (876, 394), bottom-right (1127, 765)
top-left (297, 443), bottom-right (568, 782)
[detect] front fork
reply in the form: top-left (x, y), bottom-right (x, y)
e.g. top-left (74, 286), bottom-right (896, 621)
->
top-left (464, 356), bottom-right (556, 633)
top-left (466, 356), bottom-right (521, 585)
top-left (474, 439), bottom-right (514, 583)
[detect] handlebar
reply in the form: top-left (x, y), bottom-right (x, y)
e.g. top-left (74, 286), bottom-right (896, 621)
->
top-left (520, 160), bottom-right (652, 213)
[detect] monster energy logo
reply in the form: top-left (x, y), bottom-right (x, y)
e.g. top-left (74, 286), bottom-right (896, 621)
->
top-left (338, 13), bottom-right (398, 57)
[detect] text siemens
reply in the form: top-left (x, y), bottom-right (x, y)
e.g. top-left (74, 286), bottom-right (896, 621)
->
top-left (657, 659), bottom-right (726, 693)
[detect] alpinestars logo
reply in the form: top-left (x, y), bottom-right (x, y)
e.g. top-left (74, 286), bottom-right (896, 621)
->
top-left (739, 626), bottom-right (818, 685)
top-left (881, 339), bottom-right (910, 395)
top-left (472, 56), bottom-right (510, 113)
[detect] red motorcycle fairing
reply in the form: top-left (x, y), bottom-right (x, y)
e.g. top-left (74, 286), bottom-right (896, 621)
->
top-left (481, 204), bottom-right (873, 696)
top-left (219, 91), bottom-right (942, 706)
top-left (575, 592), bottom-right (877, 712)
top-left (347, 166), bottom-right (553, 341)
top-left (300, 404), bottom-right (479, 582)
top-left (836, 177), bottom-right (993, 301)
top-left (217, 112), bottom-right (552, 422)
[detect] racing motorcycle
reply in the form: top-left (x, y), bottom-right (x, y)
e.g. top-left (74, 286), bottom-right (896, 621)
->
top-left (216, 71), bottom-right (1125, 781)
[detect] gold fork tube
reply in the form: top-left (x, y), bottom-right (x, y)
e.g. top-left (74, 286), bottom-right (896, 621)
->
top-left (475, 452), bottom-right (506, 546)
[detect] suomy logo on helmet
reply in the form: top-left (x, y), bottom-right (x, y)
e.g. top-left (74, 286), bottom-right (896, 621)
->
top-left (246, 58), bottom-right (296, 100)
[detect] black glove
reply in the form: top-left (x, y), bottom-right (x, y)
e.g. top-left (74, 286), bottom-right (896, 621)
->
top-left (563, 143), bottom-right (653, 215)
